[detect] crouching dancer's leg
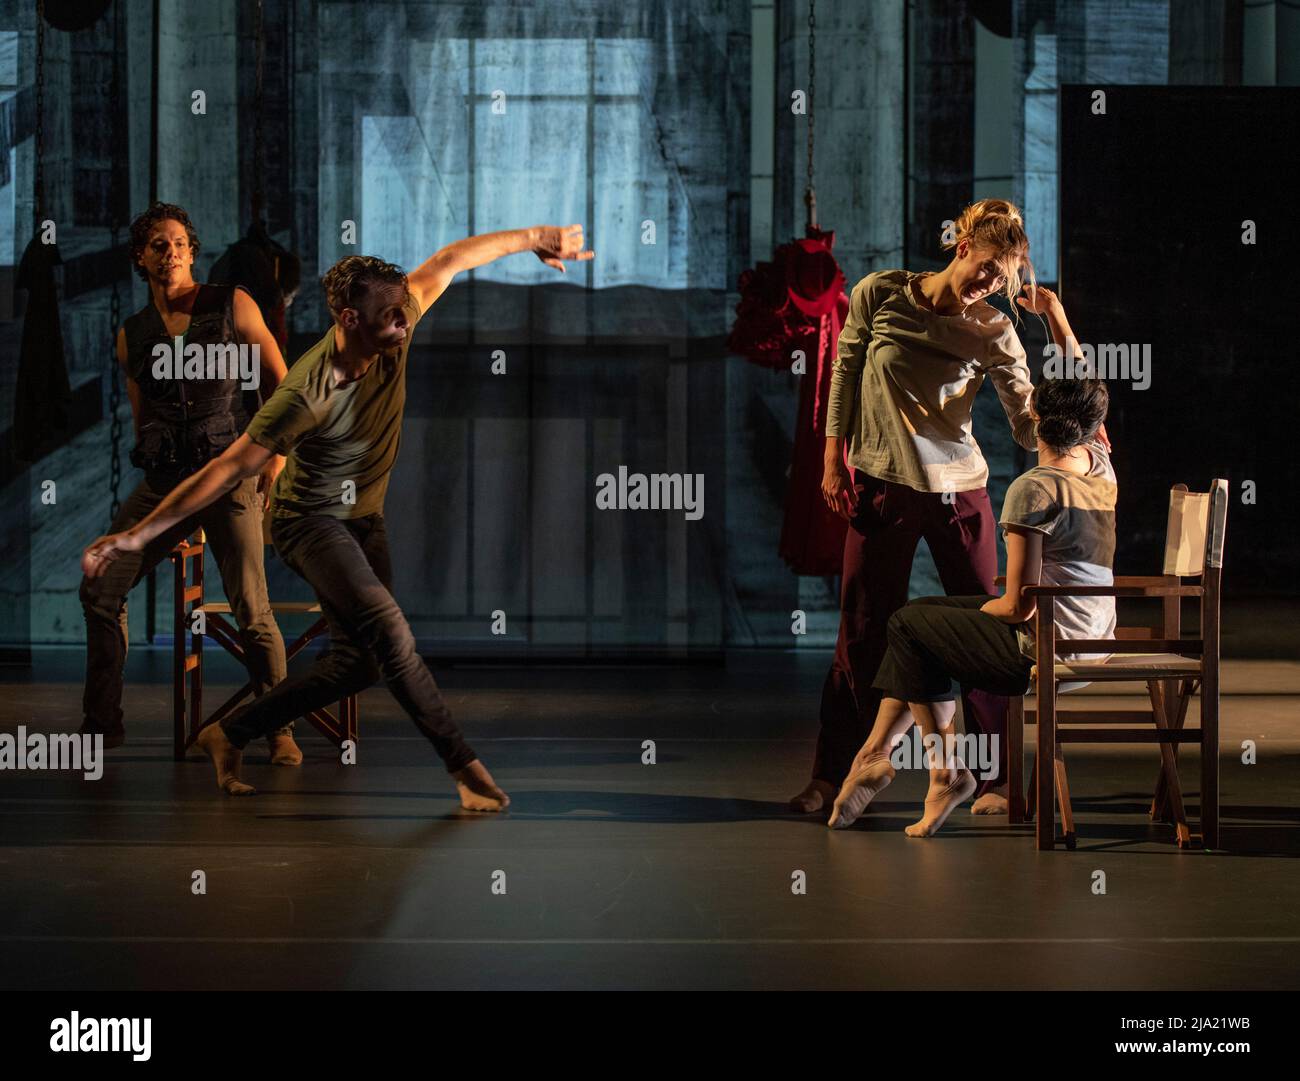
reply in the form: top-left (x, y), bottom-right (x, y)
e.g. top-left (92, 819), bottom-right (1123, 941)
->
top-left (201, 513), bottom-right (508, 810)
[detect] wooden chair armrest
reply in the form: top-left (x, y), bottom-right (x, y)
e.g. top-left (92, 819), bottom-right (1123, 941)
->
top-left (1021, 584), bottom-right (1201, 598)
top-left (1000, 575), bottom-right (1177, 589)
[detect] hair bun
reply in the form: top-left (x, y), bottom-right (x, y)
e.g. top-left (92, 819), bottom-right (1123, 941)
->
top-left (1037, 415), bottom-right (1083, 448)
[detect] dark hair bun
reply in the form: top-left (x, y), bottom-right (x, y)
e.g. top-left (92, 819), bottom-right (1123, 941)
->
top-left (1037, 415), bottom-right (1084, 449)
top-left (1032, 376), bottom-right (1109, 452)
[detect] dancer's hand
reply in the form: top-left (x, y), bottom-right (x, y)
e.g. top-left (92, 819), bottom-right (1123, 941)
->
top-left (532, 224), bottom-right (595, 272)
top-left (257, 454), bottom-right (286, 510)
top-left (1095, 422), bottom-right (1112, 452)
top-left (980, 595), bottom-right (1025, 623)
top-left (821, 459), bottom-right (859, 521)
top-left (82, 531), bottom-right (141, 578)
top-left (1015, 283), bottom-right (1061, 316)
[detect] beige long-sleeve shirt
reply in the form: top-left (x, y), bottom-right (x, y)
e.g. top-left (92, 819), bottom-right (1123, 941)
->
top-left (825, 269), bottom-right (1037, 493)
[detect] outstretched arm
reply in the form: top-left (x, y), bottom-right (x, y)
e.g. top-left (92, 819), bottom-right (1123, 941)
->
top-left (81, 435), bottom-right (273, 578)
top-left (1018, 284), bottom-right (1082, 366)
top-left (1016, 284), bottom-right (1110, 450)
top-left (406, 224), bottom-right (594, 311)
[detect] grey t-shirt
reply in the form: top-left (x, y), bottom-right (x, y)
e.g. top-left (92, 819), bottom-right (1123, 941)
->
top-left (999, 438), bottom-right (1118, 660)
top-left (825, 269), bottom-right (1037, 494)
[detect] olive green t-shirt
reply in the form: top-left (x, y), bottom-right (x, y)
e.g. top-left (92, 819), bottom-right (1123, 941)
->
top-left (245, 296), bottom-right (421, 519)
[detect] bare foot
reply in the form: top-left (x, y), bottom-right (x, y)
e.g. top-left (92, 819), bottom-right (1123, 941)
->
top-left (267, 731), bottom-right (303, 767)
top-left (789, 779), bottom-right (837, 814)
top-left (905, 767), bottom-right (976, 837)
top-left (196, 723), bottom-right (256, 796)
top-left (828, 754), bottom-right (895, 830)
top-left (971, 784), bottom-right (1009, 815)
top-left (452, 759), bottom-right (510, 812)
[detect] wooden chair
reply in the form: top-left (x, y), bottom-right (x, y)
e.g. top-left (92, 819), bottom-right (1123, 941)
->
top-left (169, 528), bottom-right (359, 761)
top-left (1005, 479), bottom-right (1228, 851)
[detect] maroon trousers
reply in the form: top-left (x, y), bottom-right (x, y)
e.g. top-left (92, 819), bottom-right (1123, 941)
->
top-left (813, 470), bottom-right (1008, 795)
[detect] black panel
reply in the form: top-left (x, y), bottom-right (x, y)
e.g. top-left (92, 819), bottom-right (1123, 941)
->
top-left (1060, 85), bottom-right (1300, 593)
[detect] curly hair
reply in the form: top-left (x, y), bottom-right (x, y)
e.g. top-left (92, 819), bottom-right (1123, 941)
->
top-left (129, 202), bottom-right (200, 281)
top-left (321, 255), bottom-right (409, 315)
top-left (941, 198), bottom-right (1036, 313)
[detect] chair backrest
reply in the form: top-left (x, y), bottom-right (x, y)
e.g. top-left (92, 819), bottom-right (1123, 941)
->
top-left (1162, 479), bottom-right (1229, 576)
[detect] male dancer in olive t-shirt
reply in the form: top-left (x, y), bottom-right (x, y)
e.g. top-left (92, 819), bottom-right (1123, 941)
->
top-left (82, 225), bottom-right (594, 807)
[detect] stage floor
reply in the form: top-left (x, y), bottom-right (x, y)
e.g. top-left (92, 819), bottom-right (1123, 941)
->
top-left (1, 649), bottom-right (1297, 991)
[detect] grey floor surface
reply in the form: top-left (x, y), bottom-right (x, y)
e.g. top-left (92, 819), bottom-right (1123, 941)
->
top-left (1, 649), bottom-right (1296, 990)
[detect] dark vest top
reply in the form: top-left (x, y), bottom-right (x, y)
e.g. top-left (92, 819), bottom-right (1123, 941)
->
top-left (123, 284), bottom-right (251, 478)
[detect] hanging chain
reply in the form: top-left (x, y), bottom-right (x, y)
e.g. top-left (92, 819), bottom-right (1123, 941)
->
top-left (252, 0), bottom-right (265, 224)
top-left (107, 0), bottom-right (123, 523)
top-left (804, 0), bottom-right (817, 231)
top-left (34, 0), bottom-right (45, 227)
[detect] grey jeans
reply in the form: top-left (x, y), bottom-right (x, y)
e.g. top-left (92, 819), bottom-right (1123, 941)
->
top-left (220, 512), bottom-right (476, 773)
top-left (79, 473), bottom-right (289, 736)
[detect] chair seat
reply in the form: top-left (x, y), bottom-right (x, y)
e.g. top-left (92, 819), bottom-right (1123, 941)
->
top-left (1033, 652), bottom-right (1201, 681)
top-left (201, 601), bottom-right (321, 614)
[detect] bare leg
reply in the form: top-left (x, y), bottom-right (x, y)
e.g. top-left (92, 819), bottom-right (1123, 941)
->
top-left (852, 697), bottom-right (958, 766)
top-left (793, 701), bottom-right (911, 815)
top-left (904, 700), bottom-right (975, 837)
top-left (829, 697), bottom-right (919, 828)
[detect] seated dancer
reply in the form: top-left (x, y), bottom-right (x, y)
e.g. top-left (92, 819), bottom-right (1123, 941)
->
top-left (78, 202), bottom-right (299, 764)
top-left (82, 225), bottom-right (594, 806)
top-left (828, 367), bottom-right (1115, 836)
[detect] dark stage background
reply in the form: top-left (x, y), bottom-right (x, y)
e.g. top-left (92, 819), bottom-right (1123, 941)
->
top-left (1060, 84), bottom-right (1299, 594)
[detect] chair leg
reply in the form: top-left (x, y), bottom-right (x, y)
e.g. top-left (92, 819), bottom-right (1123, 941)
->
top-left (1150, 678), bottom-right (1193, 822)
top-left (1036, 677), bottom-right (1056, 851)
top-left (1148, 681), bottom-right (1168, 821)
top-left (189, 624), bottom-right (203, 754)
top-left (1149, 681), bottom-right (1192, 847)
top-left (1008, 695), bottom-right (1026, 823)
top-left (172, 555), bottom-right (186, 762)
top-left (1053, 745), bottom-right (1076, 850)
top-left (1026, 758), bottom-right (1037, 820)
top-left (342, 694), bottom-right (358, 744)
top-left (1201, 671), bottom-right (1220, 851)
